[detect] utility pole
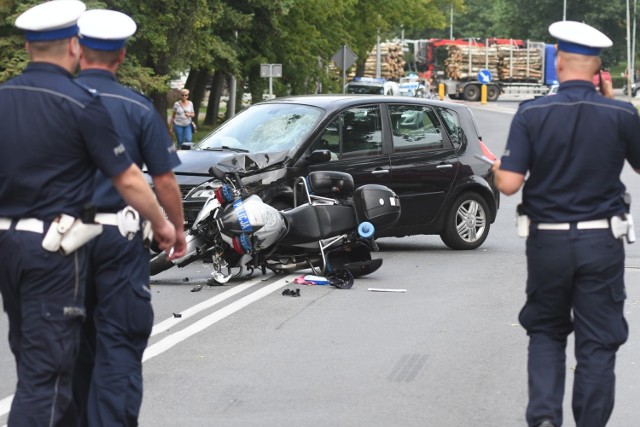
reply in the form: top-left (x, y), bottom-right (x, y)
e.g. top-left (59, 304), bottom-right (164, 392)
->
top-left (450, 2), bottom-right (453, 39)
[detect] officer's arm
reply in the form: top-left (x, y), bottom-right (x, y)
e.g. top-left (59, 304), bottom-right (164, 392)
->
top-left (493, 160), bottom-right (525, 195)
top-left (111, 164), bottom-right (176, 253)
top-left (152, 171), bottom-right (186, 257)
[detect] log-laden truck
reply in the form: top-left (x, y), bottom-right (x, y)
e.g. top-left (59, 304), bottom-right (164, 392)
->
top-left (412, 38), bottom-right (558, 102)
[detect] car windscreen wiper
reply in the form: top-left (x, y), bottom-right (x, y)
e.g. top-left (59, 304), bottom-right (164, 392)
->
top-left (202, 146), bottom-right (249, 153)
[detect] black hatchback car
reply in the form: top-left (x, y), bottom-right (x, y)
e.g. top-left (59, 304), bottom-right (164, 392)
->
top-left (174, 95), bottom-right (499, 250)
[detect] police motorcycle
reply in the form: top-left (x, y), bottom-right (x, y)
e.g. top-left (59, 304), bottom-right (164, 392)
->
top-left (149, 161), bottom-right (401, 284)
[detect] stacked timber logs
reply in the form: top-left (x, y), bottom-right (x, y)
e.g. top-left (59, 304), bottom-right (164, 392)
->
top-left (444, 43), bottom-right (543, 83)
top-left (349, 42), bottom-right (406, 80)
top-left (445, 45), bottom-right (500, 80)
top-left (496, 45), bottom-right (543, 82)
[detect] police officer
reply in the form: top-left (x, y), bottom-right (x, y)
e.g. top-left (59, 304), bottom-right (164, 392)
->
top-left (493, 21), bottom-right (640, 427)
top-left (0, 1), bottom-right (178, 426)
top-left (71, 9), bottom-right (187, 426)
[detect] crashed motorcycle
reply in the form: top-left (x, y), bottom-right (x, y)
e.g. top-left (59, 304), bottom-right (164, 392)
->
top-left (150, 165), bottom-right (401, 285)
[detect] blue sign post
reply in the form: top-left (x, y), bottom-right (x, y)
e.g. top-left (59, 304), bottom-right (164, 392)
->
top-left (477, 69), bottom-right (492, 104)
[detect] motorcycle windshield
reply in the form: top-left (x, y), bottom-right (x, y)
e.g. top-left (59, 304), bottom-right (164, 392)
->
top-left (194, 103), bottom-right (324, 155)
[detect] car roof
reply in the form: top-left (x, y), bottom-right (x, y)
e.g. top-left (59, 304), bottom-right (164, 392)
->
top-left (256, 94), bottom-right (471, 114)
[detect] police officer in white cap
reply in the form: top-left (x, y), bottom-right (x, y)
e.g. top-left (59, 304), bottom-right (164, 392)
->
top-left (493, 21), bottom-right (640, 427)
top-left (0, 1), bottom-right (179, 425)
top-left (71, 9), bottom-right (187, 425)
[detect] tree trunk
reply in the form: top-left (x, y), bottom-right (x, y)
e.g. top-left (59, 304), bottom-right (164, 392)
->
top-left (205, 70), bottom-right (225, 126)
top-left (150, 56), bottom-right (170, 130)
top-left (189, 69), bottom-right (210, 126)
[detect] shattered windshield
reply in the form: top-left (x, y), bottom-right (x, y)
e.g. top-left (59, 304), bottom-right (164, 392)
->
top-left (195, 103), bottom-right (324, 154)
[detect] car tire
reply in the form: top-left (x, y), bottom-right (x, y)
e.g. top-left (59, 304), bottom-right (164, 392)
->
top-left (463, 85), bottom-right (480, 102)
top-left (440, 192), bottom-right (490, 250)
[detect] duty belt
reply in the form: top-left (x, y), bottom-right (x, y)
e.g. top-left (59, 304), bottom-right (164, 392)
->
top-left (536, 219), bottom-right (609, 231)
top-left (0, 217), bottom-right (45, 233)
top-left (95, 206), bottom-right (141, 240)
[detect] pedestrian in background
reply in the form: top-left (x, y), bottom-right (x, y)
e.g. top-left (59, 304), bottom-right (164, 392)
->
top-left (71, 9), bottom-right (187, 426)
top-left (170, 88), bottom-right (195, 149)
top-left (0, 1), bottom-right (178, 425)
top-left (493, 21), bottom-right (640, 427)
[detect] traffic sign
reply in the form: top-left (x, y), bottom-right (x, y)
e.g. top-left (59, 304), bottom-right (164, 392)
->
top-left (260, 64), bottom-right (282, 78)
top-left (477, 69), bottom-right (492, 84)
top-left (332, 45), bottom-right (358, 71)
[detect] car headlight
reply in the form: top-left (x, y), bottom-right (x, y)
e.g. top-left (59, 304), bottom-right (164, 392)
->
top-left (188, 188), bottom-right (217, 199)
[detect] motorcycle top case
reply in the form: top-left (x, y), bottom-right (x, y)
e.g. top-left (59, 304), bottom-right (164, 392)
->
top-left (307, 171), bottom-right (354, 197)
top-left (353, 184), bottom-right (401, 230)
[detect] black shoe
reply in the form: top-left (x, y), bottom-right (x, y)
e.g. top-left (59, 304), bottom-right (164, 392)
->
top-left (535, 420), bottom-right (555, 427)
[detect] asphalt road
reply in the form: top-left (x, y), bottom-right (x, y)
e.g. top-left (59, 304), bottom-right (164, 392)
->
top-left (2, 98), bottom-right (640, 426)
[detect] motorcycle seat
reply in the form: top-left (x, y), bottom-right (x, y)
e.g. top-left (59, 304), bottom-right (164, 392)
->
top-left (278, 204), bottom-right (358, 245)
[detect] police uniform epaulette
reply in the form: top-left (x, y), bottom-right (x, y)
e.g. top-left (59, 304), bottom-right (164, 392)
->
top-left (72, 79), bottom-right (99, 97)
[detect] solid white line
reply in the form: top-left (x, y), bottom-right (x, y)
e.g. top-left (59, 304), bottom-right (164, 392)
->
top-left (150, 277), bottom-right (265, 337)
top-left (0, 394), bottom-right (13, 419)
top-left (142, 275), bottom-right (294, 362)
top-left (0, 274), bottom-right (296, 419)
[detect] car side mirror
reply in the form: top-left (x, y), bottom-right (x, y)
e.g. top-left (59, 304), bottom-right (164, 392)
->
top-left (305, 149), bottom-right (331, 163)
top-left (181, 142), bottom-right (194, 150)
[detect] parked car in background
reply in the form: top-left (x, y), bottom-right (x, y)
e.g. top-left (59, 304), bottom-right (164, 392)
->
top-left (174, 95), bottom-right (500, 250)
top-left (345, 77), bottom-right (401, 96)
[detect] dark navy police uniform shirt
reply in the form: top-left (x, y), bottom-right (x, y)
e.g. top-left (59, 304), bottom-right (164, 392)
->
top-left (76, 69), bottom-right (180, 211)
top-left (0, 63), bottom-right (132, 220)
top-left (501, 80), bottom-right (640, 223)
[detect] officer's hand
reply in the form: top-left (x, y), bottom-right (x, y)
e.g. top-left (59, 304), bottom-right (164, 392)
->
top-left (153, 219), bottom-right (176, 255)
top-left (601, 79), bottom-right (615, 99)
top-left (491, 159), bottom-right (501, 174)
top-left (168, 228), bottom-right (187, 260)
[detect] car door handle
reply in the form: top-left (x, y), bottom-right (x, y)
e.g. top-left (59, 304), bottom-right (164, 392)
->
top-left (371, 169), bottom-right (390, 175)
top-left (436, 164), bottom-right (453, 169)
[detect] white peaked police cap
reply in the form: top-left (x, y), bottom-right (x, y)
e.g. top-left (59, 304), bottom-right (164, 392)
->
top-left (15, 0), bottom-right (86, 42)
top-left (77, 9), bottom-right (137, 51)
top-left (549, 20), bottom-right (612, 56)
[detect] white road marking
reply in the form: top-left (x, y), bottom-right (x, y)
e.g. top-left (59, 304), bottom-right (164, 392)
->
top-left (143, 275), bottom-right (293, 362)
top-left (0, 394), bottom-right (12, 420)
top-left (0, 274), bottom-right (296, 420)
top-left (150, 277), bottom-right (265, 337)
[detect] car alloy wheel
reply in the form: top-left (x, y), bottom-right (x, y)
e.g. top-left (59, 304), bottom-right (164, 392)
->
top-left (441, 192), bottom-right (490, 250)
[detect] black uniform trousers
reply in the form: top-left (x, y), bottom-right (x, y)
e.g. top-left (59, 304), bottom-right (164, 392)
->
top-left (0, 226), bottom-right (87, 427)
top-left (521, 226), bottom-right (628, 427)
top-left (73, 226), bottom-right (153, 427)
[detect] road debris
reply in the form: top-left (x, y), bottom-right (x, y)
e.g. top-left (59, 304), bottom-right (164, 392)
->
top-left (282, 288), bottom-right (301, 297)
top-left (367, 288), bottom-right (407, 293)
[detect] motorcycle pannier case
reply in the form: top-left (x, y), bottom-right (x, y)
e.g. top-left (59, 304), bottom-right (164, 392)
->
top-left (353, 184), bottom-right (401, 230)
top-left (307, 171), bottom-right (354, 197)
